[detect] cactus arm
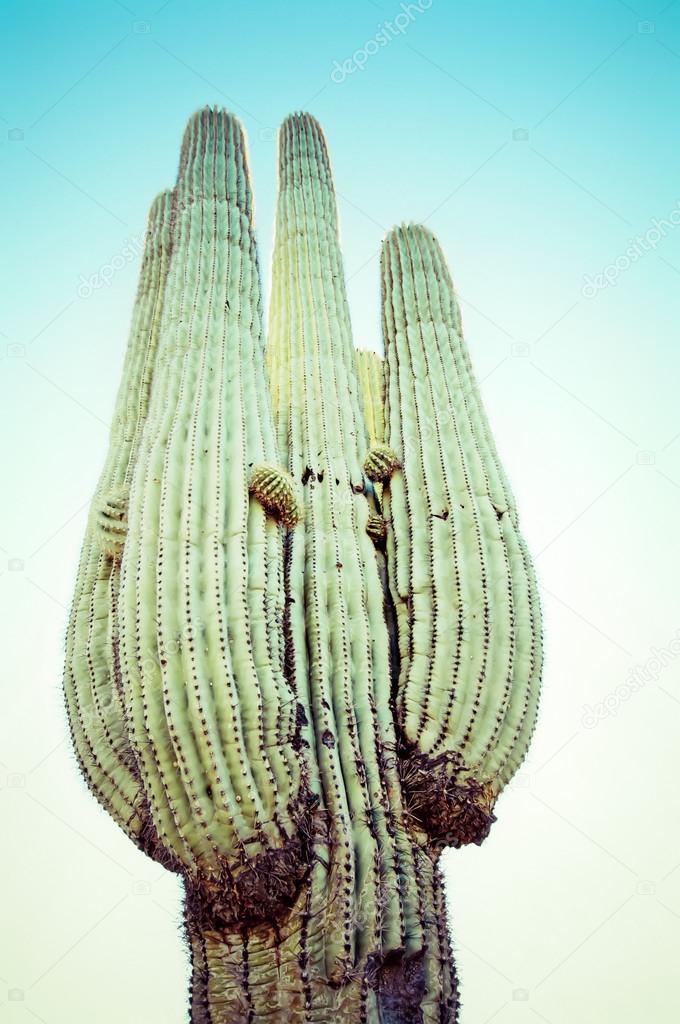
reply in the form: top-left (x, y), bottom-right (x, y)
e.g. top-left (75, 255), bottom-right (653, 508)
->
top-left (63, 189), bottom-right (173, 847)
top-left (381, 224), bottom-right (543, 844)
top-left (266, 117), bottom-right (457, 1015)
top-left (119, 109), bottom-right (307, 902)
top-left (270, 112), bottom-right (382, 975)
top-left (425, 236), bottom-right (543, 787)
top-left (356, 348), bottom-right (385, 446)
top-left (384, 225), bottom-right (501, 755)
top-left (268, 113), bottom-right (427, 981)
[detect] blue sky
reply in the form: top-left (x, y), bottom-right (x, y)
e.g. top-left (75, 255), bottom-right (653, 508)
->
top-left (2, 2), bottom-right (680, 1022)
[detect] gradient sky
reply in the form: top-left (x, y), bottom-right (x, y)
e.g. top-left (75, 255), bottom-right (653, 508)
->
top-left (2, 1), bottom-right (680, 1022)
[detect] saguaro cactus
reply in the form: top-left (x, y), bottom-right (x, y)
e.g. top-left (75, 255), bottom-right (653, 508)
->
top-left (64, 107), bottom-right (542, 1023)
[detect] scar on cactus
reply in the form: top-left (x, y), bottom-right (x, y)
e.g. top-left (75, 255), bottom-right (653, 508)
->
top-left (398, 749), bottom-right (497, 849)
top-left (93, 486), bottom-right (129, 559)
top-left (64, 106), bottom-right (543, 1023)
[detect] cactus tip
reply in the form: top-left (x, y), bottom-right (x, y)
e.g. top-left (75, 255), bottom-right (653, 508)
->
top-left (178, 106), bottom-right (246, 182)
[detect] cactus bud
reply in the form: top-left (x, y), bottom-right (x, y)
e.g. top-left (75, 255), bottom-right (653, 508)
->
top-left (249, 464), bottom-right (301, 528)
top-left (366, 513), bottom-right (388, 546)
top-left (363, 443), bottom-right (400, 482)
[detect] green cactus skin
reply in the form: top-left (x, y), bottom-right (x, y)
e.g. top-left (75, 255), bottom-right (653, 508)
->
top-left (93, 486), bottom-right (130, 558)
top-left (356, 349), bottom-right (385, 446)
top-left (63, 107), bottom-right (542, 1023)
top-left (380, 224), bottom-right (543, 847)
top-left (356, 350), bottom-right (388, 512)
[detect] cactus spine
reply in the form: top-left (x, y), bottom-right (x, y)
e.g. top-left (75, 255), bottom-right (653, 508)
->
top-left (64, 108), bottom-right (542, 1023)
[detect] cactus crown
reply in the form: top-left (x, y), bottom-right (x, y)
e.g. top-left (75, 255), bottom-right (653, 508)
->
top-left (64, 106), bottom-right (542, 1023)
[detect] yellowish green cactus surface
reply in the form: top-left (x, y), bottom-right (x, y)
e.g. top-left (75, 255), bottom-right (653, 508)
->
top-left (64, 107), bottom-right (542, 1024)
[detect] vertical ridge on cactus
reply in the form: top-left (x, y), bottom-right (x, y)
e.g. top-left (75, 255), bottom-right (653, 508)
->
top-left (63, 107), bottom-right (542, 1023)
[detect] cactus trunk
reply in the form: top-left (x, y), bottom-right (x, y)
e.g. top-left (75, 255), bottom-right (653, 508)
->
top-left (183, 858), bottom-right (457, 1023)
top-left (64, 105), bottom-right (542, 1022)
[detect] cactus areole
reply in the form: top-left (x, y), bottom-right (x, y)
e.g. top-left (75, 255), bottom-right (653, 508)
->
top-left (64, 108), bottom-right (543, 1023)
